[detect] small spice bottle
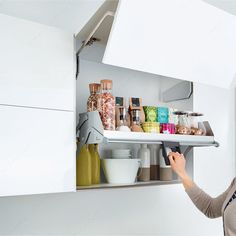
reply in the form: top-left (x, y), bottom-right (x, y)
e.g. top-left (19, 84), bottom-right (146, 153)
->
top-left (116, 107), bottom-right (131, 132)
top-left (100, 80), bottom-right (115, 130)
top-left (131, 109), bottom-right (143, 132)
top-left (87, 83), bottom-right (101, 112)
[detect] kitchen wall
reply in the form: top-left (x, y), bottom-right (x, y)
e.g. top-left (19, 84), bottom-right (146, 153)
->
top-left (0, 58), bottom-right (234, 236)
top-left (193, 83), bottom-right (235, 194)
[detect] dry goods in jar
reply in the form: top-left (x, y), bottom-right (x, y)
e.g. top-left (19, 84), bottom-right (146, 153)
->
top-left (115, 97), bottom-right (131, 128)
top-left (190, 127), bottom-right (205, 135)
top-left (100, 80), bottom-right (115, 130)
top-left (87, 83), bottom-right (101, 112)
top-left (188, 112), bottom-right (206, 136)
top-left (129, 97), bottom-right (145, 123)
top-left (130, 109), bottom-right (143, 132)
top-left (173, 111), bottom-right (191, 135)
top-left (175, 125), bottom-right (191, 135)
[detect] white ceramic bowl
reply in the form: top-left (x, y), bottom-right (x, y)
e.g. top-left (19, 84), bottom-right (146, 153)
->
top-left (101, 159), bottom-right (140, 184)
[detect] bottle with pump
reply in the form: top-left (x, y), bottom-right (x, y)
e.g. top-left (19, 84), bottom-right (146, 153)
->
top-left (159, 148), bottom-right (173, 181)
top-left (138, 144), bottom-right (150, 182)
top-left (148, 144), bottom-right (160, 180)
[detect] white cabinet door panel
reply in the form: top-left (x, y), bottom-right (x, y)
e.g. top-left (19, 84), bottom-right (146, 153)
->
top-left (0, 105), bottom-right (76, 196)
top-left (0, 14), bottom-right (75, 111)
top-left (103, 0), bottom-right (236, 88)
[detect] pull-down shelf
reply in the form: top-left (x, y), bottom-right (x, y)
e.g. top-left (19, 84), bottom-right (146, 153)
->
top-left (103, 130), bottom-right (218, 147)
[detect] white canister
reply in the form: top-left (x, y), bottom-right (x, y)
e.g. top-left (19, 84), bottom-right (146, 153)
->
top-left (148, 144), bottom-right (160, 180)
top-left (159, 147), bottom-right (173, 181)
top-left (138, 144), bottom-right (150, 182)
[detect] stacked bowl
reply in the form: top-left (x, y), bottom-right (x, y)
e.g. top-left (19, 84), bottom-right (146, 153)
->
top-left (102, 149), bottom-right (140, 184)
top-left (112, 149), bottom-right (131, 159)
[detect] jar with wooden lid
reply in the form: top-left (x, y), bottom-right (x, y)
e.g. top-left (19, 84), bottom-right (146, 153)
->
top-left (100, 80), bottom-right (115, 130)
top-left (188, 112), bottom-right (206, 135)
top-left (174, 111), bottom-right (191, 135)
top-left (87, 83), bottom-right (101, 112)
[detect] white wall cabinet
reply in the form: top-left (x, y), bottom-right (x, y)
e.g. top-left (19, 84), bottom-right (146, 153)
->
top-left (0, 13), bottom-right (76, 196)
top-left (0, 0), bottom-right (235, 198)
top-left (0, 14), bottom-right (74, 111)
top-left (0, 105), bottom-right (76, 197)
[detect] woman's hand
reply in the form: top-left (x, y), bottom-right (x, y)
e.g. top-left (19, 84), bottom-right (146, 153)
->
top-left (168, 152), bottom-right (187, 179)
top-left (168, 152), bottom-right (193, 189)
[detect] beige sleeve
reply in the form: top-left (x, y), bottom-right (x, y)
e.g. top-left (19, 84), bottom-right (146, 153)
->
top-left (185, 178), bottom-right (236, 219)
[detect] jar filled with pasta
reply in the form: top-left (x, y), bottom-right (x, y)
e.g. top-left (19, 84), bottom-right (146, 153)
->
top-left (87, 83), bottom-right (101, 112)
top-left (100, 80), bottom-right (115, 130)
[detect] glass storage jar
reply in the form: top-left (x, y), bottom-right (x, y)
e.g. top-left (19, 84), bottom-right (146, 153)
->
top-left (130, 109), bottom-right (143, 132)
top-left (188, 112), bottom-right (206, 135)
top-left (174, 111), bottom-right (191, 135)
top-left (87, 83), bottom-right (101, 112)
top-left (100, 80), bottom-right (115, 130)
top-left (116, 107), bottom-right (131, 132)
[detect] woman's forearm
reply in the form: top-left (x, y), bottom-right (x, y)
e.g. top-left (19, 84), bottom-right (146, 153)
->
top-left (179, 172), bottom-right (194, 190)
top-left (168, 152), bottom-right (194, 190)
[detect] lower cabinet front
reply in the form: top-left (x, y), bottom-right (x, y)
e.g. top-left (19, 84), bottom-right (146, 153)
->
top-left (0, 105), bottom-right (76, 197)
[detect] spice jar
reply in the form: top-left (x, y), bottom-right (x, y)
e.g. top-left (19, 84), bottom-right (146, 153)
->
top-left (87, 83), bottom-right (101, 112)
top-left (188, 112), bottom-right (206, 136)
top-left (100, 80), bottom-right (115, 130)
top-left (116, 107), bottom-right (131, 132)
top-left (130, 109), bottom-right (143, 132)
top-left (174, 111), bottom-right (191, 135)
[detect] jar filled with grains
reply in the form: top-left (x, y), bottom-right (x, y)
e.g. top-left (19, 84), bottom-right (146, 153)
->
top-left (100, 80), bottom-right (115, 130)
top-left (87, 83), bottom-right (101, 112)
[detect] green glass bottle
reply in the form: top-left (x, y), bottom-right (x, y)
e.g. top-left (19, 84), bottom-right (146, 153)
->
top-left (76, 144), bottom-right (92, 186)
top-left (89, 144), bottom-right (100, 184)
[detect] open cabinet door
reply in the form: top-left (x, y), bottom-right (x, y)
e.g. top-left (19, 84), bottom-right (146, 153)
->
top-left (103, 0), bottom-right (236, 88)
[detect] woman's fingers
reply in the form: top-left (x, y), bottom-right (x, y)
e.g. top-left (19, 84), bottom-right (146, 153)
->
top-left (168, 154), bottom-right (175, 165)
top-left (168, 152), bottom-right (181, 159)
